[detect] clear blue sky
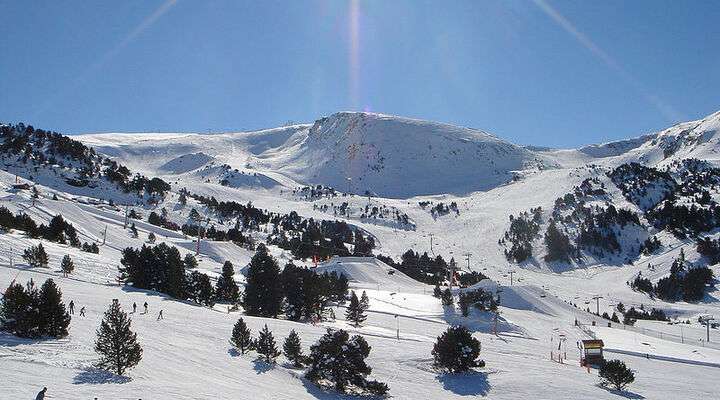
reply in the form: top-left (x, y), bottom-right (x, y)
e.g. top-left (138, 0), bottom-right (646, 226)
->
top-left (1, 0), bottom-right (718, 147)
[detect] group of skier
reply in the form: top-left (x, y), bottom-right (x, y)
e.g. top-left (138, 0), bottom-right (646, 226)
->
top-left (67, 300), bottom-right (163, 320)
top-left (34, 300), bottom-right (166, 397)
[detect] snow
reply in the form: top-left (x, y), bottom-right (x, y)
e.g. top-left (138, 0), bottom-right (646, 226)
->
top-left (315, 256), bottom-right (428, 292)
top-left (2, 109), bottom-right (720, 398)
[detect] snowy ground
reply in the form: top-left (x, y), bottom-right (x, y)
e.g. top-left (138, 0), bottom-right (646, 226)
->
top-left (2, 110), bottom-right (720, 398)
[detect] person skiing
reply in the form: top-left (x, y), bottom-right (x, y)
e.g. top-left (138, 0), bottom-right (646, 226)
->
top-left (69, 300), bottom-right (75, 315)
top-left (132, 302), bottom-right (137, 313)
top-left (79, 306), bottom-right (86, 317)
top-left (143, 302), bottom-right (148, 314)
top-left (35, 387), bottom-right (47, 400)
top-left (157, 309), bottom-right (164, 320)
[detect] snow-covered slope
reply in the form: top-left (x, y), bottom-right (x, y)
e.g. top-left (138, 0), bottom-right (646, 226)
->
top-left (315, 256), bottom-right (427, 292)
top-left (266, 112), bottom-right (554, 198)
top-left (79, 112), bottom-right (555, 198)
top-left (542, 110), bottom-right (720, 168)
top-left (4, 109), bottom-right (720, 399)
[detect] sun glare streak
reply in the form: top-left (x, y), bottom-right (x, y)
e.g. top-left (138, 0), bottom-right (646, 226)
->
top-left (532, 0), bottom-right (683, 123)
top-left (92, 0), bottom-right (178, 73)
top-left (349, 0), bottom-right (361, 110)
top-left (33, 0), bottom-right (178, 120)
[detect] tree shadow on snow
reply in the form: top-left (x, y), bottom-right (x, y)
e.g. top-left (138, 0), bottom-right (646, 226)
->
top-left (73, 368), bottom-right (131, 385)
top-left (596, 384), bottom-right (645, 399)
top-left (228, 348), bottom-right (241, 357)
top-left (0, 332), bottom-right (42, 347)
top-left (252, 359), bottom-right (274, 374)
top-left (436, 371), bottom-right (490, 396)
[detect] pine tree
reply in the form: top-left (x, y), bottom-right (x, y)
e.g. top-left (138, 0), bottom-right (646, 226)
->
top-left (95, 301), bottom-right (143, 376)
top-left (432, 326), bottom-right (484, 373)
top-left (306, 329), bottom-right (388, 395)
top-left (187, 271), bottom-right (215, 307)
top-left (441, 288), bottom-right (454, 307)
top-left (345, 291), bottom-right (367, 327)
top-left (283, 329), bottom-right (305, 368)
top-left (256, 324), bottom-right (280, 363)
top-left (360, 290), bottom-right (369, 311)
top-left (147, 231), bottom-right (156, 244)
top-left (61, 255), bottom-right (74, 275)
top-left (230, 317), bottom-right (254, 354)
top-left (433, 284), bottom-right (442, 298)
top-left (599, 359), bottom-right (635, 391)
top-left (178, 190), bottom-right (187, 206)
top-left (36, 279), bottom-right (71, 338)
top-left (215, 261), bottom-right (240, 303)
top-left (184, 253), bottom-right (198, 269)
top-left (544, 221), bottom-right (572, 262)
top-left (1, 281), bottom-right (37, 337)
top-left (242, 245), bottom-right (282, 317)
top-left (23, 243), bottom-right (48, 268)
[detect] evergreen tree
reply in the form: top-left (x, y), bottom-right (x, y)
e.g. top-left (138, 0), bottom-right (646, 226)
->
top-left (599, 359), bottom-right (635, 391)
top-left (61, 255), bottom-right (74, 275)
top-left (1, 281), bottom-right (37, 337)
top-left (433, 284), bottom-right (442, 298)
top-left (432, 326), bottom-right (484, 373)
top-left (230, 317), bottom-right (254, 354)
top-left (184, 253), bottom-right (198, 269)
top-left (23, 243), bottom-right (48, 268)
top-left (306, 329), bottom-right (388, 395)
top-left (544, 221), bottom-right (572, 262)
top-left (147, 231), bottom-right (156, 244)
top-left (242, 245), bottom-right (282, 317)
top-left (330, 272), bottom-right (349, 303)
top-left (215, 261), bottom-right (240, 303)
top-left (187, 271), bottom-right (215, 307)
top-left (283, 329), bottom-right (305, 368)
top-left (36, 279), bottom-right (71, 338)
top-left (441, 288), bottom-right (454, 307)
top-left (118, 243), bottom-right (187, 300)
top-left (281, 262), bottom-right (307, 321)
top-left (256, 324), bottom-right (280, 363)
top-left (94, 301), bottom-right (143, 376)
top-left (130, 223), bottom-right (138, 238)
top-left (345, 291), bottom-right (367, 327)
top-left (360, 290), bottom-right (369, 311)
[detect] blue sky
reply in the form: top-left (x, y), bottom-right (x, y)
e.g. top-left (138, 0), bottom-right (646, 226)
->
top-left (1, 0), bottom-right (718, 147)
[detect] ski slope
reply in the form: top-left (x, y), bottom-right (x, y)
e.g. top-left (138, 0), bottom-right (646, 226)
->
top-left (2, 109), bottom-right (720, 398)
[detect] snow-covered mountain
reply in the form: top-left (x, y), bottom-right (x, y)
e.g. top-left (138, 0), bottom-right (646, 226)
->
top-left (2, 110), bottom-right (720, 399)
top-left (546, 110), bottom-right (720, 167)
top-left (80, 112), bottom-right (556, 198)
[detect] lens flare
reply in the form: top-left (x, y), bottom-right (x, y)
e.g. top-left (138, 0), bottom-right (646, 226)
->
top-left (349, 0), bottom-right (361, 110)
top-left (532, 0), bottom-right (683, 123)
top-left (33, 0), bottom-right (178, 120)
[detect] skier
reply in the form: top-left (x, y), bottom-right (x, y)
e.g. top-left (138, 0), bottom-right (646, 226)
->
top-left (35, 387), bottom-right (47, 400)
top-left (132, 302), bottom-right (137, 313)
top-left (69, 300), bottom-right (75, 315)
top-left (143, 302), bottom-right (148, 314)
top-left (79, 306), bottom-right (86, 317)
top-left (157, 309), bottom-right (164, 320)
